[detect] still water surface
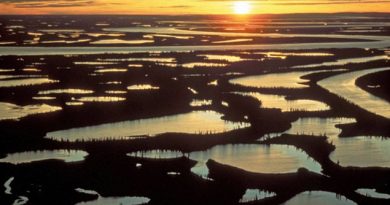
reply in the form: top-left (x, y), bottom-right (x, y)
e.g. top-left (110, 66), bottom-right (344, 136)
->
top-left (318, 67), bottom-right (390, 119)
top-left (46, 111), bottom-right (249, 142)
top-left (0, 150), bottom-right (88, 164)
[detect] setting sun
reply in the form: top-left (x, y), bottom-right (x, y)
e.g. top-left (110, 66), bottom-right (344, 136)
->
top-left (234, 1), bottom-right (251, 15)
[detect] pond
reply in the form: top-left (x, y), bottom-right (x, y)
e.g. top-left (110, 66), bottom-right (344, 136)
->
top-left (0, 150), bottom-right (88, 164)
top-left (75, 188), bottom-right (150, 205)
top-left (234, 92), bottom-right (330, 112)
top-left (229, 71), bottom-right (312, 89)
top-left (293, 55), bottom-right (389, 68)
top-left (282, 191), bottom-right (357, 205)
top-left (0, 102), bottom-right (62, 121)
top-left (127, 150), bottom-right (183, 159)
top-left (355, 188), bottom-right (390, 199)
top-left (0, 78), bottom-right (57, 88)
top-left (268, 117), bottom-right (390, 167)
top-left (239, 189), bottom-right (276, 203)
top-left (46, 110), bottom-right (250, 142)
top-left (189, 144), bottom-right (322, 177)
top-left (318, 67), bottom-right (390, 119)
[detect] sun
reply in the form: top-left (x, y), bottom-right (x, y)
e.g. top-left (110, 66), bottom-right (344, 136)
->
top-left (234, 1), bottom-right (251, 15)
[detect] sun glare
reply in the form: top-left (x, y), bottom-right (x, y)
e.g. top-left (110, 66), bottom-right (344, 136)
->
top-left (234, 1), bottom-right (251, 15)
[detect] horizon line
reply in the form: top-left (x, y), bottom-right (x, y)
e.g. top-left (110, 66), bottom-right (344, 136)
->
top-left (0, 12), bottom-right (389, 16)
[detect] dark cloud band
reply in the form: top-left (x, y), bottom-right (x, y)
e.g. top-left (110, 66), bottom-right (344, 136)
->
top-left (0, 0), bottom-right (98, 8)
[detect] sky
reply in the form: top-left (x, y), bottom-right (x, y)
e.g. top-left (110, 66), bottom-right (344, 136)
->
top-left (1, 0), bottom-right (390, 14)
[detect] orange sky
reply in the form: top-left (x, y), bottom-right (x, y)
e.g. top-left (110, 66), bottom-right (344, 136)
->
top-left (1, 0), bottom-right (390, 14)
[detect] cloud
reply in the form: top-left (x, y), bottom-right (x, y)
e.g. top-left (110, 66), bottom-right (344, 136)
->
top-left (156, 5), bottom-right (192, 9)
top-left (201, 0), bottom-right (390, 5)
top-left (265, 0), bottom-right (390, 5)
top-left (0, 0), bottom-right (99, 8)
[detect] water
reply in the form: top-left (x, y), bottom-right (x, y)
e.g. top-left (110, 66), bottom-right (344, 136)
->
top-left (2, 40), bottom-right (389, 56)
top-left (189, 144), bottom-right (322, 175)
top-left (332, 136), bottom-right (390, 167)
top-left (75, 96), bottom-right (126, 102)
top-left (90, 39), bottom-right (154, 45)
top-left (181, 62), bottom-right (227, 69)
top-left (32, 96), bottom-right (57, 100)
top-left (196, 55), bottom-right (244, 62)
top-left (41, 39), bottom-right (91, 44)
top-left (128, 64), bottom-right (143, 68)
top-left (45, 110), bottom-right (250, 142)
top-left (190, 99), bottom-right (212, 107)
top-left (318, 67), bottom-right (390, 119)
top-left (100, 81), bottom-right (122, 85)
top-left (269, 118), bottom-right (357, 139)
top-left (1, 16), bottom-right (390, 204)
top-left (75, 196), bottom-right (150, 205)
top-left (99, 57), bottom-right (175, 63)
top-left (190, 162), bottom-right (211, 180)
top-left (127, 150), bottom-right (183, 159)
top-left (156, 20), bottom-right (390, 27)
top-left (13, 196), bottom-right (29, 205)
top-left (355, 188), bottom-right (390, 199)
top-left (0, 41), bottom-right (16, 45)
top-left (127, 84), bottom-right (159, 90)
top-left (38, 89), bottom-right (94, 95)
top-left (0, 78), bottom-right (58, 87)
top-left (257, 52), bottom-right (334, 59)
top-left (74, 188), bottom-right (150, 205)
top-left (293, 55), bottom-right (389, 68)
top-left (212, 39), bottom-right (253, 44)
top-left (268, 117), bottom-right (390, 167)
top-left (86, 33), bottom-right (125, 38)
top-left (74, 61), bottom-right (117, 65)
top-left (230, 71), bottom-right (312, 89)
top-left (75, 188), bottom-right (99, 196)
top-left (239, 189), bottom-right (276, 203)
top-left (39, 29), bottom-right (84, 33)
top-left (3, 177), bottom-right (29, 205)
top-left (23, 68), bottom-right (41, 72)
top-left (221, 101), bottom-right (229, 107)
top-left (4, 177), bottom-right (14, 194)
top-left (103, 27), bottom-right (390, 41)
top-left (65, 102), bottom-right (84, 106)
top-left (145, 34), bottom-right (193, 39)
top-left (235, 92), bottom-right (330, 112)
top-left (0, 69), bottom-right (15, 72)
top-left (0, 75), bottom-right (47, 80)
top-left (0, 102), bottom-right (62, 121)
top-left (282, 191), bottom-right (357, 205)
top-left (105, 90), bottom-right (127, 94)
top-left (95, 68), bottom-right (128, 73)
top-left (167, 172), bottom-right (181, 176)
top-left (0, 150), bottom-right (88, 164)
top-left (157, 62), bottom-right (229, 68)
top-left (7, 19), bottom-right (390, 56)
top-left (208, 80), bottom-right (218, 86)
top-left (187, 87), bottom-right (198, 94)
